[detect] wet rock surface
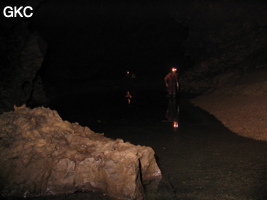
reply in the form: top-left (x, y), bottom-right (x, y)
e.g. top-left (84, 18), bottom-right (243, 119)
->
top-left (0, 106), bottom-right (161, 199)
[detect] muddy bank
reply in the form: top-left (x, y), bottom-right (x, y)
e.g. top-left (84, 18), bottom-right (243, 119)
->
top-left (191, 70), bottom-right (267, 141)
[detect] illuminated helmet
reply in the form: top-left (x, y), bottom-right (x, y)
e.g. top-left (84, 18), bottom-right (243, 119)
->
top-left (171, 67), bottom-right (177, 72)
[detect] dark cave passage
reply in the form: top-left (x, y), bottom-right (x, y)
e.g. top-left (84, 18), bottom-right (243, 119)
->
top-left (31, 0), bottom-right (190, 93)
top-left (1, 1), bottom-right (267, 199)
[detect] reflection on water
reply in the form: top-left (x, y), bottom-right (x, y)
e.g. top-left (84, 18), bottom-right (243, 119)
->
top-left (125, 90), bottom-right (133, 104)
top-left (173, 121), bottom-right (179, 128)
top-left (166, 97), bottom-right (180, 128)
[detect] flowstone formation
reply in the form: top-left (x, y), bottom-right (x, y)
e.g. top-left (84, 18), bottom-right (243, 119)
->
top-left (0, 106), bottom-right (161, 199)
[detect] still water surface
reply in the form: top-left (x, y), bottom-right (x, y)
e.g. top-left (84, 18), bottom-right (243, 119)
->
top-left (48, 89), bottom-right (267, 200)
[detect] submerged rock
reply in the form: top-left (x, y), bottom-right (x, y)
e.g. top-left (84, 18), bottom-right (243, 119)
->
top-left (0, 106), bottom-right (161, 199)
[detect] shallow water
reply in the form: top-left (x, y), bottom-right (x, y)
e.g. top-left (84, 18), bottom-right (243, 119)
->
top-left (6, 89), bottom-right (267, 200)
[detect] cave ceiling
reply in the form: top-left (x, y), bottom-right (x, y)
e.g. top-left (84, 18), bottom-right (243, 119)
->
top-left (1, 0), bottom-right (267, 82)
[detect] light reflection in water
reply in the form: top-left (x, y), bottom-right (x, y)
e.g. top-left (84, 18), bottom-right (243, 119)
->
top-left (125, 90), bottom-right (132, 104)
top-left (173, 121), bottom-right (179, 128)
top-left (166, 97), bottom-right (180, 129)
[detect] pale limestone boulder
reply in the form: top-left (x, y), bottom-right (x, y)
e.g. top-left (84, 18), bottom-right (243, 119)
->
top-left (0, 106), bottom-right (161, 199)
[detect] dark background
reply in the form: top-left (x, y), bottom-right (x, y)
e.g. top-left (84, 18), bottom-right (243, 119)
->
top-left (30, 0), bottom-right (189, 81)
top-left (1, 0), bottom-right (267, 110)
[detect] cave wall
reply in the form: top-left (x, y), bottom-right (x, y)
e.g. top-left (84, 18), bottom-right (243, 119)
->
top-left (0, 0), bottom-right (48, 114)
top-left (170, 0), bottom-right (267, 94)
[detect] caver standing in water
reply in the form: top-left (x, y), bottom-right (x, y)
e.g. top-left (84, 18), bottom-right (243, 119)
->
top-left (164, 67), bottom-right (179, 97)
